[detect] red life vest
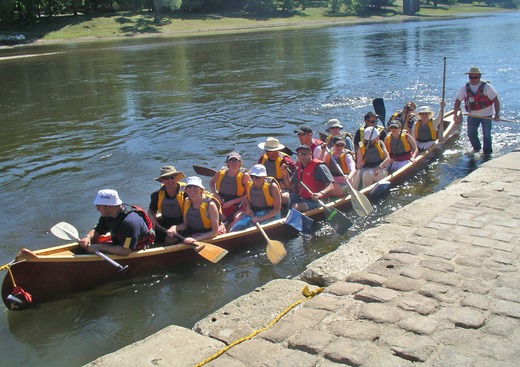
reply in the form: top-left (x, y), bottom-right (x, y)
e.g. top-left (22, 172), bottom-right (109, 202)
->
top-left (297, 159), bottom-right (327, 199)
top-left (465, 81), bottom-right (493, 112)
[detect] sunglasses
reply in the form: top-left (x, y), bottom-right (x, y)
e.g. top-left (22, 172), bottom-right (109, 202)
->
top-left (335, 143), bottom-right (345, 147)
top-left (469, 76), bottom-right (480, 80)
top-left (228, 158), bottom-right (240, 162)
top-left (297, 133), bottom-right (307, 136)
top-left (162, 175), bottom-right (178, 180)
top-left (297, 151), bottom-right (310, 156)
top-left (250, 175), bottom-right (263, 179)
top-left (185, 185), bottom-right (199, 189)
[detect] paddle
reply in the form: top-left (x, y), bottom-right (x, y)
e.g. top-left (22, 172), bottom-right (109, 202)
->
top-left (50, 222), bottom-right (129, 272)
top-left (155, 225), bottom-right (228, 263)
top-left (463, 113), bottom-right (518, 124)
top-left (193, 165), bottom-right (218, 177)
top-left (255, 223), bottom-right (287, 264)
top-left (372, 98), bottom-right (386, 125)
top-left (297, 180), bottom-right (351, 237)
top-left (323, 145), bottom-right (373, 218)
top-left (438, 56), bottom-right (447, 142)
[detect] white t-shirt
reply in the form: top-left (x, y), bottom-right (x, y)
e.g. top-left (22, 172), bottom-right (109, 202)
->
top-left (456, 81), bottom-right (498, 116)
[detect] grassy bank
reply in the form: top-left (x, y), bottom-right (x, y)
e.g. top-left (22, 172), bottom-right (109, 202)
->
top-left (1, 3), bottom-right (515, 46)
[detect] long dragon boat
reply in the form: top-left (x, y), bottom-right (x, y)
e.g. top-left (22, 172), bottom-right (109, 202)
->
top-left (1, 111), bottom-right (459, 310)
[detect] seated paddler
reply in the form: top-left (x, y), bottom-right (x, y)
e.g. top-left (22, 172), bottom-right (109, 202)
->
top-left (167, 176), bottom-right (226, 247)
top-left (79, 189), bottom-right (155, 256)
top-left (229, 164), bottom-right (282, 232)
top-left (148, 165), bottom-right (186, 245)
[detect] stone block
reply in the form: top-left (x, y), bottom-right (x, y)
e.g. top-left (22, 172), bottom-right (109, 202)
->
top-left (322, 337), bottom-right (372, 366)
top-left (385, 276), bottom-right (424, 292)
top-left (460, 293), bottom-right (491, 310)
top-left (287, 330), bottom-right (336, 355)
top-left (493, 300), bottom-right (520, 318)
top-left (358, 303), bottom-right (403, 324)
top-left (379, 328), bottom-right (438, 362)
top-left (354, 286), bottom-right (401, 303)
top-left (345, 272), bottom-right (386, 287)
top-left (325, 320), bottom-right (381, 341)
top-left (398, 315), bottom-right (439, 335)
top-left (436, 307), bottom-right (486, 329)
top-left (423, 270), bottom-right (461, 286)
top-left (324, 281), bottom-right (364, 297)
top-left (394, 294), bottom-right (439, 315)
top-left (419, 259), bottom-right (455, 272)
top-left (494, 287), bottom-right (520, 303)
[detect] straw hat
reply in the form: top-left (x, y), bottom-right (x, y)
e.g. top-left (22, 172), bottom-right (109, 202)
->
top-left (155, 166), bottom-right (185, 182)
top-left (416, 106), bottom-right (434, 116)
top-left (258, 137), bottom-right (285, 151)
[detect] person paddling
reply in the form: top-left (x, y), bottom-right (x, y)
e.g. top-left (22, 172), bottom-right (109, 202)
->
top-left (384, 120), bottom-right (418, 173)
top-left (167, 176), bottom-right (225, 247)
top-left (79, 189), bottom-right (154, 256)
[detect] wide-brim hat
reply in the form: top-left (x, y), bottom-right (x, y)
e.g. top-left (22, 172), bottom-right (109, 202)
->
top-left (185, 176), bottom-right (205, 189)
top-left (93, 189), bottom-right (123, 206)
top-left (249, 164), bottom-right (267, 177)
top-left (258, 137), bottom-right (285, 151)
top-left (155, 165), bottom-right (185, 182)
top-left (465, 67), bottom-right (483, 75)
top-left (417, 106), bottom-right (434, 116)
top-left (326, 118), bottom-right (343, 131)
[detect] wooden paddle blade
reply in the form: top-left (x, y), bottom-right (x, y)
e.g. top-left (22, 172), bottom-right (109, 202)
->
top-left (281, 146), bottom-right (294, 156)
top-left (193, 165), bottom-right (218, 177)
top-left (323, 206), bottom-right (351, 237)
top-left (347, 183), bottom-right (373, 217)
top-left (193, 242), bottom-right (228, 263)
top-left (372, 98), bottom-right (386, 124)
top-left (266, 240), bottom-right (287, 265)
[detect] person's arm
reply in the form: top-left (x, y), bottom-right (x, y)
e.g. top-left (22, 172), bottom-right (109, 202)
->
top-left (86, 242), bottom-right (131, 256)
top-left (313, 164), bottom-right (335, 200)
top-left (253, 182), bottom-right (281, 223)
top-left (493, 97), bottom-right (501, 121)
top-left (344, 153), bottom-right (356, 180)
top-left (184, 202), bottom-right (220, 243)
top-left (281, 164), bottom-right (297, 192)
top-left (433, 101), bottom-right (446, 130)
top-left (407, 134), bottom-right (419, 161)
top-left (209, 172), bottom-right (223, 204)
top-left (378, 141), bottom-right (392, 170)
top-left (356, 146), bottom-right (365, 170)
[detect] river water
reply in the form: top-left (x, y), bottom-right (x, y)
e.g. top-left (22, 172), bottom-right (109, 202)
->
top-left (1, 12), bottom-right (519, 367)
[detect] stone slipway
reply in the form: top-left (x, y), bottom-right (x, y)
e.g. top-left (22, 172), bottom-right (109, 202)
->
top-left (86, 149), bottom-right (520, 367)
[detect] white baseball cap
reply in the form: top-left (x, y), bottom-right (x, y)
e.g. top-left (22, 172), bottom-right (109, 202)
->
top-left (93, 189), bottom-right (123, 206)
top-left (364, 126), bottom-right (380, 141)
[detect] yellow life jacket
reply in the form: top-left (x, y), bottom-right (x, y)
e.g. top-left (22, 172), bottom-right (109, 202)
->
top-left (157, 183), bottom-right (186, 214)
top-left (414, 119), bottom-right (437, 142)
top-left (215, 169), bottom-right (246, 197)
top-left (324, 151), bottom-right (354, 174)
top-left (183, 192), bottom-right (222, 230)
top-left (259, 152), bottom-right (290, 180)
top-left (359, 141), bottom-right (385, 161)
top-left (384, 133), bottom-right (411, 154)
top-left (245, 177), bottom-right (279, 208)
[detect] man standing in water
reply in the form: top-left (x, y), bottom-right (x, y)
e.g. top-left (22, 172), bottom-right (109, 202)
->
top-left (453, 67), bottom-right (500, 156)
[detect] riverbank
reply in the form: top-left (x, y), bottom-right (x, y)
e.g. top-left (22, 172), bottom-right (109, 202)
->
top-left (1, 5), bottom-right (516, 48)
top-left (86, 149), bottom-right (520, 366)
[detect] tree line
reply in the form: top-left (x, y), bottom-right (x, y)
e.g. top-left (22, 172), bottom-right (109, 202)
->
top-left (1, 0), bottom-right (517, 25)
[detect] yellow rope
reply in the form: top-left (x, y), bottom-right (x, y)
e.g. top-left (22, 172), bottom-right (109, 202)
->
top-left (193, 285), bottom-right (324, 367)
top-left (0, 262), bottom-right (17, 287)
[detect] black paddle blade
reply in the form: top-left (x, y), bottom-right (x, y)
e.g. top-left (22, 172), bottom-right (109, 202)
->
top-left (324, 207), bottom-right (351, 238)
top-left (372, 98), bottom-right (386, 124)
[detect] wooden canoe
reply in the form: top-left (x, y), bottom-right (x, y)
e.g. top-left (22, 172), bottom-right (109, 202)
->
top-left (1, 111), bottom-right (459, 310)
